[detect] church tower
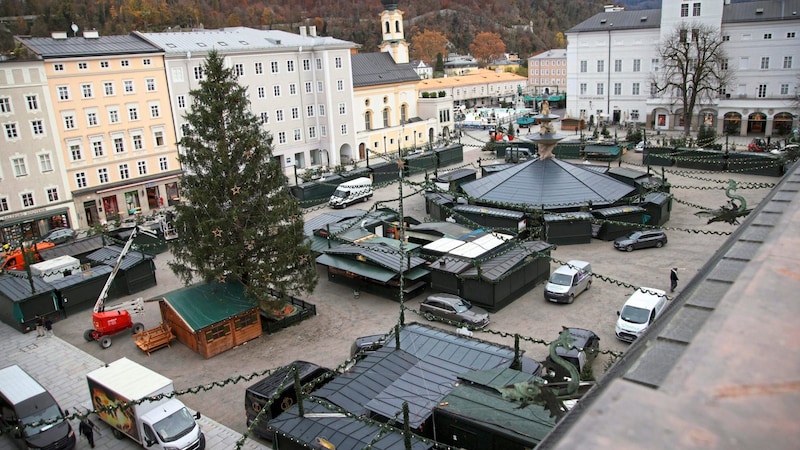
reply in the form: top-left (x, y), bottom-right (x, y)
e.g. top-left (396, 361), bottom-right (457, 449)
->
top-left (379, 0), bottom-right (409, 64)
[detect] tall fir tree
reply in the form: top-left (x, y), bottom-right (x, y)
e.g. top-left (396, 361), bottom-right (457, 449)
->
top-left (169, 50), bottom-right (317, 305)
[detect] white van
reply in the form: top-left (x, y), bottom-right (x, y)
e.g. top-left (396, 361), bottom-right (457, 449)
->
top-left (615, 288), bottom-right (668, 342)
top-left (544, 260), bottom-right (592, 303)
top-left (329, 177), bottom-right (373, 208)
top-left (0, 365), bottom-right (76, 450)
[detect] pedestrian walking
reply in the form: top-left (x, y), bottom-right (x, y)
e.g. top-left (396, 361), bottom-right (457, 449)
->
top-left (670, 267), bottom-right (679, 293)
top-left (35, 315), bottom-right (46, 337)
top-left (44, 317), bottom-right (54, 337)
top-left (79, 417), bottom-right (95, 448)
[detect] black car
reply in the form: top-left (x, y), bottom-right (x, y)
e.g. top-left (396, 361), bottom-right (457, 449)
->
top-left (613, 229), bottom-right (667, 252)
top-left (545, 327), bottom-right (600, 382)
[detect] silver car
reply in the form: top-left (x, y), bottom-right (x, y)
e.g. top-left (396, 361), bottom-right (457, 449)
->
top-left (40, 227), bottom-right (76, 245)
top-left (420, 293), bottom-right (490, 329)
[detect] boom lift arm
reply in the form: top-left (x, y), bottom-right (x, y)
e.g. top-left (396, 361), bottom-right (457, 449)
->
top-left (93, 227), bottom-right (138, 313)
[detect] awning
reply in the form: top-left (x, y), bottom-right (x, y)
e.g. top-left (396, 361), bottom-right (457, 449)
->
top-left (316, 254), bottom-right (396, 283)
top-left (0, 207), bottom-right (69, 228)
top-left (548, 94), bottom-right (566, 102)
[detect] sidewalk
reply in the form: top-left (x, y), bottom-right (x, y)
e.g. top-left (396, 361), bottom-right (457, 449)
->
top-left (0, 321), bottom-right (270, 450)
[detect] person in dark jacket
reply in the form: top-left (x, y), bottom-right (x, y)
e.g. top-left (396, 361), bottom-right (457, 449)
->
top-left (670, 267), bottom-right (679, 293)
top-left (79, 417), bottom-right (95, 448)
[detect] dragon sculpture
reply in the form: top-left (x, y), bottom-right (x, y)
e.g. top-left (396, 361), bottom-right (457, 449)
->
top-left (694, 179), bottom-right (752, 225)
top-left (498, 327), bottom-right (579, 419)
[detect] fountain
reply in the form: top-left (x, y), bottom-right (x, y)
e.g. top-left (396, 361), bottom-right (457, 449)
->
top-left (528, 100), bottom-right (567, 159)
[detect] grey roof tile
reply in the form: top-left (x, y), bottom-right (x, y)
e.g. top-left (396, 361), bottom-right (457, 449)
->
top-left (18, 34), bottom-right (160, 58)
top-left (351, 52), bottom-right (421, 88)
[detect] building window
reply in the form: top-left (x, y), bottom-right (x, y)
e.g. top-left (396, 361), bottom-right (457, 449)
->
top-left (319, 104), bottom-right (325, 116)
top-left (757, 84), bottom-right (767, 98)
top-left (0, 97), bottom-right (10, 113)
top-left (307, 105), bottom-right (315, 117)
top-left (305, 81), bottom-right (313, 93)
top-left (761, 57), bottom-right (770, 69)
top-left (681, 4), bottom-right (689, 17)
top-left (78, 62), bottom-right (88, 70)
top-left (722, 35), bottom-right (730, 42)
top-left (287, 60), bottom-right (295, 72)
top-left (788, 32), bottom-right (796, 38)
top-left (271, 61), bottom-right (279, 73)
top-left (234, 63), bottom-right (244, 77)
top-left (92, 139), bottom-right (104, 157)
top-left (290, 107), bottom-right (298, 120)
top-left (308, 126), bottom-right (316, 138)
top-left (340, 124), bottom-right (348, 135)
top-left (75, 172), bottom-right (87, 188)
top-left (104, 82), bottom-right (115, 96)
top-left (150, 104), bottom-right (160, 118)
top-left (108, 108), bottom-right (119, 124)
top-left (31, 120), bottom-right (44, 136)
top-left (120, 60), bottom-right (130, 67)
top-left (632, 82), bottom-right (640, 95)
top-left (57, 86), bottom-right (70, 100)
top-left (335, 57), bottom-right (342, 68)
top-left (650, 83), bottom-right (658, 96)
top-left (137, 160), bottom-right (147, 175)
top-left (273, 85), bottom-right (281, 97)
top-left (142, 58), bottom-right (151, 66)
top-left (119, 163), bottom-right (130, 180)
top-left (303, 59), bottom-right (310, 71)
top-left (194, 66), bottom-right (204, 80)
top-left (255, 62), bottom-right (263, 74)
top-left (63, 114), bottom-right (75, 130)
top-left (100, 61), bottom-right (109, 68)
top-left (47, 187), bottom-right (59, 202)
top-left (596, 83), bottom-right (604, 95)
top-left (124, 80), bottom-right (134, 93)
top-left (597, 60), bottom-right (604, 72)
top-left (87, 112), bottom-right (98, 126)
top-left (614, 59), bottom-right (622, 72)
top-left (21, 192), bottom-right (35, 207)
top-left (320, 124), bottom-right (327, 137)
top-left (159, 156), bottom-right (168, 171)
top-left (114, 136), bottom-right (125, 153)
top-left (614, 82), bottom-right (622, 95)
top-left (337, 80), bottom-right (344, 91)
top-left (128, 106), bottom-right (139, 121)
top-left (53, 63), bottom-right (64, 72)
top-left (146, 78), bottom-right (156, 92)
top-left (784, 56), bottom-right (793, 69)
top-left (651, 58), bottom-right (660, 71)
top-left (580, 60), bottom-right (587, 73)
top-left (82, 83), bottom-right (93, 98)
top-left (154, 130), bottom-right (164, 146)
top-left (4, 123), bottom-right (18, 139)
top-left (132, 133), bottom-right (143, 150)
top-left (0, 197), bottom-right (7, 212)
top-left (38, 154), bottom-right (52, 172)
top-left (278, 131), bottom-right (286, 143)
top-left (781, 83), bottom-right (789, 95)
top-left (177, 95), bottom-right (186, 108)
top-left (289, 83), bottom-right (297, 95)
top-left (580, 83), bottom-right (587, 95)
top-left (764, 33), bottom-right (772, 40)
top-left (69, 143), bottom-right (83, 161)
top-left (26, 95), bottom-right (38, 111)
top-left (276, 110), bottom-right (284, 122)
top-left (721, 59), bottom-right (729, 70)
top-left (260, 112), bottom-right (269, 124)
top-left (692, 2), bottom-right (701, 16)
top-left (316, 58), bottom-right (322, 70)
top-left (98, 168), bottom-right (109, 183)
top-left (293, 129), bottom-right (301, 141)
top-left (12, 157), bottom-right (27, 176)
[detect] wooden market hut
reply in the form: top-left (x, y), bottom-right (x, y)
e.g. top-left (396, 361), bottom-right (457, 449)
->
top-left (48, 265), bottom-right (113, 313)
top-left (0, 272), bottom-right (61, 333)
top-left (591, 205), bottom-right (649, 240)
top-left (155, 281), bottom-right (262, 359)
top-left (638, 191), bottom-right (672, 226)
top-left (543, 212), bottom-right (594, 245)
top-left (86, 245), bottom-right (156, 295)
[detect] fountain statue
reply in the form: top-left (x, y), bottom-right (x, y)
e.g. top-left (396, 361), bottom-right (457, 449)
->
top-left (528, 100), bottom-right (566, 159)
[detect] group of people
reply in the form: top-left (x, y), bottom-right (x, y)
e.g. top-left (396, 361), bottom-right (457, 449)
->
top-left (34, 314), bottom-right (53, 337)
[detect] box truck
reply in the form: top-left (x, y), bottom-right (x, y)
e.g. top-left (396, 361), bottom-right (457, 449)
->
top-left (328, 177), bottom-right (373, 208)
top-left (86, 358), bottom-right (204, 450)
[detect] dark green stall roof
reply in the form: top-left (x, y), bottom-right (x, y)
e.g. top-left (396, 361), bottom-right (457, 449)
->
top-left (584, 144), bottom-right (621, 156)
top-left (157, 282), bottom-right (257, 331)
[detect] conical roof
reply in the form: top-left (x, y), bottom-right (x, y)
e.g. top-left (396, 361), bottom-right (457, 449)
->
top-left (461, 158), bottom-right (636, 210)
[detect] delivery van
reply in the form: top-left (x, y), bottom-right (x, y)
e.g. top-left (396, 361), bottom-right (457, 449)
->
top-left (329, 177), bottom-right (373, 208)
top-left (0, 365), bottom-right (76, 450)
top-left (615, 288), bottom-right (668, 342)
top-left (544, 260), bottom-right (592, 303)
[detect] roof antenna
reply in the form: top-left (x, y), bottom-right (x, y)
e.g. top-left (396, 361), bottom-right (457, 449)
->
top-left (71, 23), bottom-right (79, 37)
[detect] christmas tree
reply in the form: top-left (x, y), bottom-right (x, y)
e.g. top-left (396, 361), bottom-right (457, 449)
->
top-left (168, 50), bottom-right (317, 307)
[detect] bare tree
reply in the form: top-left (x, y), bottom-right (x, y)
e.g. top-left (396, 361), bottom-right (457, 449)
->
top-left (651, 22), bottom-right (733, 137)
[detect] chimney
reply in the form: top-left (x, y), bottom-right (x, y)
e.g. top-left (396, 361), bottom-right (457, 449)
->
top-left (309, 25), bottom-right (317, 37)
top-left (299, 26), bottom-right (307, 37)
top-left (51, 32), bottom-right (68, 40)
top-left (83, 30), bottom-right (100, 39)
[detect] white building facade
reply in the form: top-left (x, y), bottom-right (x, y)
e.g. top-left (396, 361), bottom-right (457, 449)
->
top-left (566, 0), bottom-right (800, 136)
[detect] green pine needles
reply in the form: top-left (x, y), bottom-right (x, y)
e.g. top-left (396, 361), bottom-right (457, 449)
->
top-left (168, 50), bottom-right (317, 306)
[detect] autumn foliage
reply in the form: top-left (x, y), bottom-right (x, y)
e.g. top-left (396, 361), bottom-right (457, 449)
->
top-left (410, 30), bottom-right (448, 65)
top-left (469, 32), bottom-right (507, 67)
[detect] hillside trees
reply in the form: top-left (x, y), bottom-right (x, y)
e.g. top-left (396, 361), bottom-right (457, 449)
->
top-left (410, 29), bottom-right (448, 65)
top-left (169, 50), bottom-right (317, 305)
top-left (469, 31), bottom-right (506, 67)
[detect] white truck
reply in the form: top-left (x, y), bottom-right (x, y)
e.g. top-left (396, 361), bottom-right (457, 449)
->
top-left (86, 357), bottom-right (205, 450)
top-left (329, 177), bottom-right (373, 208)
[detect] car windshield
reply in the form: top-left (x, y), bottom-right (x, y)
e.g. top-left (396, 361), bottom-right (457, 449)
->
top-left (331, 189), bottom-right (348, 198)
top-left (620, 305), bottom-right (649, 324)
top-left (153, 407), bottom-right (196, 443)
top-left (549, 273), bottom-right (573, 286)
top-left (21, 404), bottom-right (62, 437)
top-left (452, 299), bottom-right (471, 313)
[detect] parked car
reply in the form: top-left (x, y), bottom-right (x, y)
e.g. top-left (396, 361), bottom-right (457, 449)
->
top-left (39, 227), bottom-right (76, 245)
top-left (613, 229), bottom-right (667, 252)
top-left (545, 328), bottom-right (600, 382)
top-left (544, 260), bottom-right (592, 304)
top-left (634, 140), bottom-right (645, 153)
top-left (616, 288), bottom-right (669, 342)
top-left (420, 293), bottom-right (490, 329)
top-left (350, 333), bottom-right (386, 358)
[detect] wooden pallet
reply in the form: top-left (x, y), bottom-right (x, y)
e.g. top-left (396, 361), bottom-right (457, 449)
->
top-left (134, 323), bottom-right (175, 356)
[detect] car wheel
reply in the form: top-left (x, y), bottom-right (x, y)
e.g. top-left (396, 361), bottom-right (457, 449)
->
top-left (132, 322), bottom-right (145, 334)
top-left (626, 245), bottom-right (633, 252)
top-left (586, 280), bottom-right (591, 290)
top-left (568, 294), bottom-right (575, 304)
top-left (424, 312), bottom-right (435, 321)
top-left (83, 329), bottom-right (96, 342)
top-left (655, 241), bottom-right (664, 248)
top-left (100, 336), bottom-right (112, 349)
